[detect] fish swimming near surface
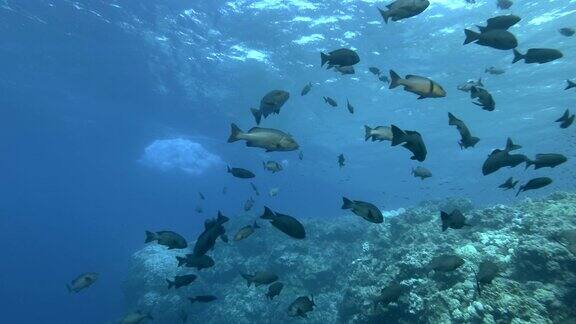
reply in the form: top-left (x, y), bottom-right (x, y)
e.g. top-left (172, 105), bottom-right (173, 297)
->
top-left (145, 230), bottom-right (188, 249)
top-left (244, 197), bottom-right (255, 212)
top-left (391, 125), bottom-right (428, 162)
top-left (525, 153), bottom-right (567, 170)
top-left (389, 70), bottom-right (446, 99)
top-left (470, 86), bottom-right (495, 111)
top-left (485, 66), bottom-right (505, 75)
top-left (323, 96), bottom-right (338, 107)
top-left (448, 112), bottom-right (480, 149)
top-left (288, 296), bottom-right (316, 318)
top-left (498, 177), bottom-right (519, 190)
top-left (250, 90), bottom-right (290, 125)
top-left (301, 82), bottom-right (312, 96)
top-left (440, 209), bottom-right (470, 231)
top-left (457, 78), bottom-right (484, 92)
top-left (338, 154), bottom-right (345, 168)
top-left (365, 125), bottom-right (393, 142)
top-left (320, 48), bottom-right (360, 68)
top-left (263, 161), bottom-right (283, 173)
top-left (464, 29), bottom-right (518, 50)
top-left (512, 48), bottom-right (563, 64)
top-left (342, 197), bottom-right (384, 223)
top-left (228, 124), bottom-right (299, 152)
top-left (378, 0), bottom-right (430, 23)
top-left (476, 15), bottom-right (521, 33)
top-left (559, 27), bottom-right (575, 37)
top-left (67, 272), bottom-right (98, 293)
top-left (474, 261), bottom-right (499, 295)
top-left (234, 221), bottom-right (260, 241)
top-left (189, 295), bottom-right (217, 304)
top-left (565, 80), bottom-right (576, 91)
top-left (555, 109), bottom-right (574, 129)
top-left (260, 206), bottom-right (306, 239)
top-left (266, 282), bottom-right (284, 300)
top-left (516, 177), bottom-right (553, 197)
top-left (241, 271), bottom-right (279, 287)
top-left (497, 0), bottom-right (513, 10)
top-left (119, 311), bottom-right (153, 324)
top-left (227, 166), bottom-right (255, 179)
top-left (333, 65), bottom-right (355, 75)
top-left (482, 138), bottom-right (527, 175)
top-left (412, 166), bottom-right (432, 180)
top-left (166, 274), bottom-right (197, 289)
top-left (369, 67), bottom-right (381, 75)
top-left (346, 99), bottom-right (354, 114)
top-left (428, 255), bottom-right (465, 272)
top-left (373, 282), bottom-right (405, 307)
top-left (176, 254), bottom-right (215, 270)
top-left (192, 211), bottom-right (229, 257)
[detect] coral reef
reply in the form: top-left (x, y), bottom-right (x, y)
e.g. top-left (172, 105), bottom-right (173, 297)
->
top-left (123, 192), bottom-right (576, 323)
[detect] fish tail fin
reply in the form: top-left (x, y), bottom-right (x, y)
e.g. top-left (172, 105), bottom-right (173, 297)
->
top-left (516, 186), bottom-right (523, 197)
top-left (525, 159), bottom-right (534, 169)
top-left (476, 25), bottom-right (487, 33)
top-left (484, 68), bottom-right (489, 73)
top-left (389, 70), bottom-right (401, 89)
top-left (471, 137), bottom-right (480, 147)
top-left (260, 206), bottom-right (275, 220)
top-left (66, 284), bottom-right (72, 293)
top-left (364, 125), bottom-right (372, 141)
top-left (342, 197), bottom-right (354, 209)
top-left (241, 273), bottom-right (254, 287)
top-left (176, 256), bottom-right (187, 267)
top-left (253, 221), bottom-right (260, 229)
top-left (320, 52), bottom-right (329, 67)
top-left (448, 112), bottom-right (457, 125)
top-left (390, 125), bottom-right (406, 146)
top-left (512, 49), bottom-right (524, 64)
top-left (378, 7), bottom-right (390, 23)
top-left (217, 211), bottom-right (229, 224)
top-left (512, 180), bottom-right (519, 189)
top-left (145, 231), bottom-right (156, 243)
top-left (464, 29), bottom-right (479, 45)
top-left (477, 78), bottom-right (484, 87)
top-left (250, 108), bottom-right (262, 125)
top-left (166, 279), bottom-right (175, 289)
top-left (505, 137), bottom-right (521, 151)
top-left (228, 123), bottom-right (243, 143)
top-left (440, 211), bottom-right (449, 231)
top-left (565, 80), bottom-right (576, 90)
top-left (556, 109), bottom-right (569, 122)
top-left (188, 297), bottom-right (197, 304)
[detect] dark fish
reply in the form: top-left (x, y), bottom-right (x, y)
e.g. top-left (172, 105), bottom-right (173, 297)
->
top-left (482, 138), bottom-right (527, 175)
top-left (391, 125), bottom-right (427, 162)
top-left (250, 182), bottom-right (260, 196)
top-left (457, 78), bottom-right (484, 92)
top-left (195, 206), bottom-right (203, 214)
top-left (323, 96), bottom-right (338, 107)
top-left (234, 221), bottom-right (260, 241)
top-left (145, 231), bottom-right (187, 249)
top-left (485, 67), bottom-right (505, 75)
top-left (464, 29), bottom-right (517, 50)
top-left (378, 0), bottom-right (430, 23)
top-left (365, 125), bottom-right (393, 142)
top-left (346, 99), bottom-right (354, 114)
top-left (228, 124), bottom-right (299, 152)
top-left (497, 0), bottom-right (513, 9)
top-left (566, 80), bottom-right (576, 90)
top-left (243, 197), bottom-right (255, 212)
top-left (119, 311), bottom-right (153, 324)
top-left (389, 70), bottom-right (446, 99)
top-left (516, 177), bottom-right (553, 196)
top-left (559, 27), bottom-right (575, 37)
top-left (429, 255), bottom-right (465, 272)
top-left (379, 75), bottom-right (390, 83)
top-left (260, 207), bottom-right (306, 239)
top-left (470, 86), bottom-right (495, 111)
top-left (266, 282), bottom-right (284, 300)
top-left (333, 65), bottom-right (355, 75)
top-left (188, 295), bottom-right (217, 303)
top-left (498, 177), bottom-right (519, 190)
top-left (440, 209), bottom-right (470, 231)
top-left (241, 271), bottom-right (278, 287)
top-left (67, 272), bottom-right (98, 293)
top-left (526, 153), bottom-right (567, 169)
top-left (227, 166), bottom-right (255, 179)
top-left (263, 161), bottom-right (283, 173)
top-left (342, 197), bottom-right (383, 223)
top-left (167, 274), bottom-right (197, 289)
top-left (338, 154), bottom-right (345, 168)
top-left (320, 48), bottom-right (360, 68)
top-left (374, 282), bottom-right (405, 307)
top-left (301, 82), bottom-right (312, 96)
top-left (176, 254), bottom-right (215, 270)
top-left (474, 261), bottom-right (499, 295)
top-left (477, 15), bottom-right (521, 33)
top-left (193, 211), bottom-right (229, 257)
top-left (198, 192), bottom-right (205, 200)
top-left (299, 151), bottom-right (304, 160)
top-left (288, 296), bottom-right (315, 318)
top-left (369, 67), bottom-right (381, 75)
top-left (412, 166), bottom-right (432, 180)
top-left (448, 113), bottom-right (480, 149)
top-left (513, 48), bottom-right (563, 64)
top-left (555, 109), bottom-right (574, 129)
top-left (251, 90), bottom-right (290, 125)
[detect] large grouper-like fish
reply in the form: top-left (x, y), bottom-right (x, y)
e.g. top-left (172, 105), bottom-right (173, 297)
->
top-left (228, 123), bottom-right (299, 152)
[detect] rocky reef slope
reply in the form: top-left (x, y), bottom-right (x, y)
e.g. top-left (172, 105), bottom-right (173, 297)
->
top-left (123, 192), bottom-right (576, 323)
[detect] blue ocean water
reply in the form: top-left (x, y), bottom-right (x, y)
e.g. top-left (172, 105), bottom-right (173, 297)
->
top-left (1, 0), bottom-right (574, 323)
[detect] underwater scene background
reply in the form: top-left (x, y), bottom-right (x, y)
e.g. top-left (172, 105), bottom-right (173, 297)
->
top-left (1, 0), bottom-right (575, 323)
